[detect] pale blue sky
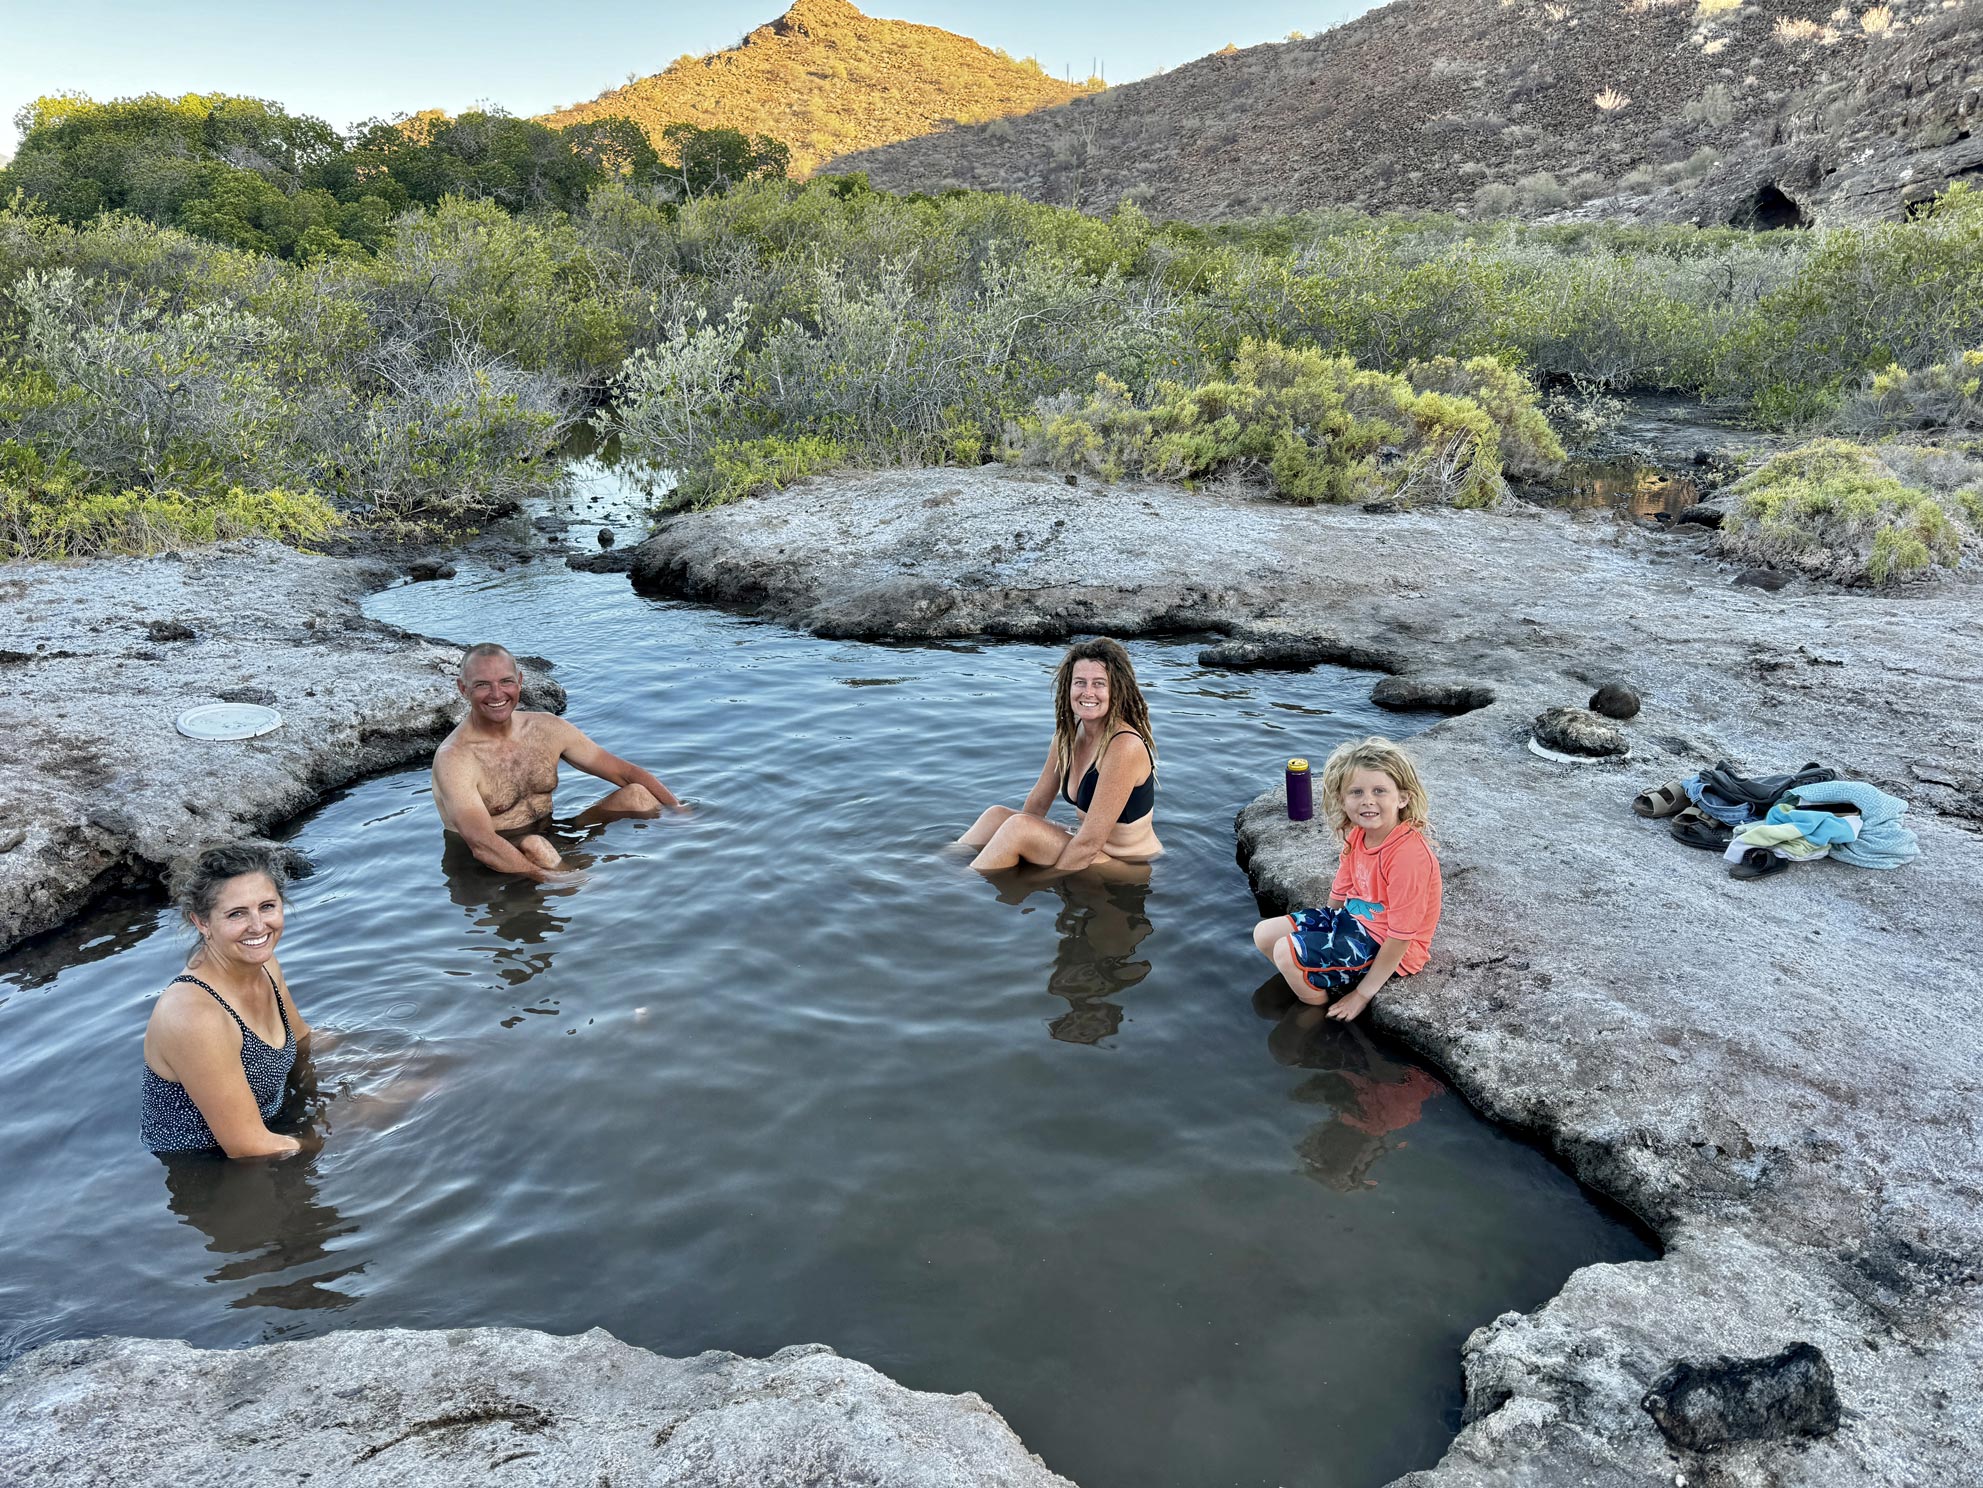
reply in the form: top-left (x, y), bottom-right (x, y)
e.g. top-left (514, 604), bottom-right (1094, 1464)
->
top-left (0, 1), bottom-right (1376, 159)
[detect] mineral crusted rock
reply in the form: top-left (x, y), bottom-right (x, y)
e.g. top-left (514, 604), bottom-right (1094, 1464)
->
top-left (0, 1328), bottom-right (1073, 1488)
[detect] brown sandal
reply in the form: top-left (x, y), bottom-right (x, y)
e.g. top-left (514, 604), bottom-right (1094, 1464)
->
top-left (1633, 780), bottom-right (1689, 819)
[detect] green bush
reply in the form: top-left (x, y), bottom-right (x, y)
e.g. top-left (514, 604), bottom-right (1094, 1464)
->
top-left (686, 434), bottom-right (848, 507)
top-left (0, 444), bottom-right (339, 557)
top-left (1006, 340), bottom-right (1560, 508)
top-left (1841, 350), bottom-right (1983, 433)
top-left (1718, 439), bottom-right (1968, 585)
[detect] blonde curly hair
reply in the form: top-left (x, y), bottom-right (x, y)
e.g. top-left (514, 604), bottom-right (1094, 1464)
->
top-left (1318, 736), bottom-right (1432, 844)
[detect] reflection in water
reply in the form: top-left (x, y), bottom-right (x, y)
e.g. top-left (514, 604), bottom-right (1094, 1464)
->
top-left (0, 892), bottom-right (166, 992)
top-left (1547, 460), bottom-right (1701, 518)
top-left (158, 1144), bottom-right (361, 1311)
top-left (982, 867), bottom-right (1155, 1045)
top-left (1045, 874), bottom-right (1153, 1046)
top-left (439, 831), bottom-right (584, 986)
top-left (1255, 982), bottom-right (1446, 1191)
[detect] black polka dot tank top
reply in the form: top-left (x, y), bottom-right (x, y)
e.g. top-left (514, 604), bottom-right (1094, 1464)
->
top-left (140, 970), bottom-right (296, 1153)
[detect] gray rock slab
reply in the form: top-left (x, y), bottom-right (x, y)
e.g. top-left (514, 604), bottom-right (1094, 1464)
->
top-left (0, 541), bottom-right (561, 953)
top-left (627, 465), bottom-right (1983, 1487)
top-left (0, 1328), bottom-right (1073, 1487)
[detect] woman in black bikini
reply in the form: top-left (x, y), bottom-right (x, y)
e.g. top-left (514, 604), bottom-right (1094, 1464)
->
top-left (960, 637), bottom-right (1162, 873)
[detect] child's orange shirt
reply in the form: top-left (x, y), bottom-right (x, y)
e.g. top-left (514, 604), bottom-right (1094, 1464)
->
top-left (1330, 822), bottom-right (1443, 975)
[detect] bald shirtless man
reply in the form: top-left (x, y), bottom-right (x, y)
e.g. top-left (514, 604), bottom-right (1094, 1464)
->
top-left (432, 643), bottom-right (679, 882)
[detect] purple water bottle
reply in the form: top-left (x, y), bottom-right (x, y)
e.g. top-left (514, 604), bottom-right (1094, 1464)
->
top-left (1285, 758), bottom-right (1314, 821)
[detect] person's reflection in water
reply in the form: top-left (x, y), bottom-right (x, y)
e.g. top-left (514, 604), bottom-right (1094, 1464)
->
top-left (984, 866), bottom-right (1154, 1045)
top-left (1254, 979), bottom-right (1446, 1191)
top-left (440, 829), bottom-right (587, 989)
top-left (155, 1054), bottom-right (361, 1310)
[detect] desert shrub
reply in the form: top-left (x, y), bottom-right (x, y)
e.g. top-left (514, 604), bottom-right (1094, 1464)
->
top-left (1839, 350), bottom-right (1983, 432)
top-left (691, 434), bottom-right (848, 506)
top-left (1683, 84), bottom-right (1737, 126)
top-left (1, 233), bottom-right (574, 534)
top-left (1718, 439), bottom-right (1968, 584)
top-left (1726, 184), bottom-right (1983, 417)
top-left (1402, 355), bottom-right (1566, 476)
top-left (1517, 173), bottom-right (1569, 213)
top-left (1473, 183), bottom-right (1518, 218)
top-left (0, 444), bottom-right (339, 557)
top-left (1006, 339), bottom-right (1558, 508)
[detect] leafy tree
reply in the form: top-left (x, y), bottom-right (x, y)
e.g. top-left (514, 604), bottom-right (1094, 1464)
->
top-left (658, 124), bottom-right (790, 200)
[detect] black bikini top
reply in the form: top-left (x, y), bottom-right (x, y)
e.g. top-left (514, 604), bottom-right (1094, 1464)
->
top-left (1062, 730), bottom-right (1156, 823)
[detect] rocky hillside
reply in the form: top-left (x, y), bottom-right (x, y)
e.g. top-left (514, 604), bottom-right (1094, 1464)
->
top-left (825, 0), bottom-right (1983, 226)
top-left (540, 0), bottom-right (1098, 177)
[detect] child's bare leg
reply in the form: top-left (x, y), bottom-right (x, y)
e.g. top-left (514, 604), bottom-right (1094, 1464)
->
top-left (958, 805), bottom-right (1018, 848)
top-left (1252, 916), bottom-right (1293, 960)
top-left (1272, 936), bottom-right (1329, 1006)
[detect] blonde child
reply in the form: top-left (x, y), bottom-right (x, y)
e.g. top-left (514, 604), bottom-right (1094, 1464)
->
top-left (1251, 737), bottom-right (1443, 1022)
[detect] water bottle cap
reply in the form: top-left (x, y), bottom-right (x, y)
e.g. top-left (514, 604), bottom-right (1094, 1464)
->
top-left (1287, 758), bottom-right (1309, 773)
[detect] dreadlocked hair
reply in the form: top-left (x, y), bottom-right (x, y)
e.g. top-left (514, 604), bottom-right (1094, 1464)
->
top-left (1050, 638), bottom-right (1156, 783)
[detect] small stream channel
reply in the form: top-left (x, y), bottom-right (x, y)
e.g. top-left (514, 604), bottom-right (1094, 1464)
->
top-left (0, 451), bottom-right (1660, 1488)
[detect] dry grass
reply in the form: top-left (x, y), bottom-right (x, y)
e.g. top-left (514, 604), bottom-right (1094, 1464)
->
top-left (1774, 15), bottom-right (1824, 40)
top-left (1594, 86), bottom-right (1633, 111)
top-left (1860, 4), bottom-right (1896, 32)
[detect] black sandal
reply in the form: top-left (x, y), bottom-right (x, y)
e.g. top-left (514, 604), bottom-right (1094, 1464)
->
top-left (1729, 846), bottom-right (1792, 880)
top-left (1670, 807), bottom-right (1734, 851)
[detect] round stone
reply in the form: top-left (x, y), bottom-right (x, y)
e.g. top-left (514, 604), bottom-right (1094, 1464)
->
top-left (1588, 683), bottom-right (1641, 720)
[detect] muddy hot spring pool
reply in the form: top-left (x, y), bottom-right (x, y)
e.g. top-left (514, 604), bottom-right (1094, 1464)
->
top-left (0, 559), bottom-right (1653, 1488)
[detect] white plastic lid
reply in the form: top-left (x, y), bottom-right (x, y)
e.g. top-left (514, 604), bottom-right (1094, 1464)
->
top-left (175, 703), bottom-right (283, 741)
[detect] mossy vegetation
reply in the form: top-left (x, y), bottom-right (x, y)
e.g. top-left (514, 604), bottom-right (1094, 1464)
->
top-left (1006, 343), bottom-right (1563, 508)
top-left (1719, 440), bottom-right (1975, 585)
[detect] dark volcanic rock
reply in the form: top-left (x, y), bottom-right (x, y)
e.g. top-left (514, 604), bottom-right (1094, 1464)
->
top-left (1532, 705), bottom-right (1629, 757)
top-left (1587, 682), bottom-right (1641, 720)
top-left (146, 619), bottom-right (195, 642)
top-left (597, 527), bottom-right (616, 548)
top-left (404, 559), bottom-right (456, 582)
top-left (1371, 676), bottom-right (1496, 714)
top-left (1675, 504), bottom-right (1725, 530)
top-left (1735, 568), bottom-right (1793, 592)
top-left (567, 548), bottom-right (636, 574)
top-left (215, 687), bottom-right (278, 707)
top-left (1199, 634), bottom-right (1408, 675)
top-left (1643, 1342), bottom-right (1842, 1452)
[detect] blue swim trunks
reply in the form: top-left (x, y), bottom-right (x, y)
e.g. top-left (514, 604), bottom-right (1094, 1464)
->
top-left (1285, 906), bottom-right (1380, 994)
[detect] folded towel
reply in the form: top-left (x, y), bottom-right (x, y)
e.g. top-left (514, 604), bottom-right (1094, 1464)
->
top-left (1787, 781), bottom-right (1917, 869)
top-left (1733, 822), bottom-right (1832, 861)
top-left (1761, 803), bottom-right (1862, 848)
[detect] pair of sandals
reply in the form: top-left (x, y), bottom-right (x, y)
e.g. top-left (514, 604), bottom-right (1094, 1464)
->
top-left (1634, 782), bottom-right (1735, 850)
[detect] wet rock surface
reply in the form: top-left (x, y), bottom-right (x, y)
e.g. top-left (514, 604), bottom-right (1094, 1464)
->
top-left (0, 1328), bottom-right (1071, 1487)
top-left (1372, 677), bottom-right (1498, 715)
top-left (0, 542), bottom-right (562, 952)
top-left (630, 464), bottom-right (1983, 1488)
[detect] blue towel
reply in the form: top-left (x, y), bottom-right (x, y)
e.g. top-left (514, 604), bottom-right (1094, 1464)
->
top-left (1786, 781), bottom-right (1917, 869)
top-left (1684, 774), bottom-right (1761, 826)
top-left (1761, 803), bottom-right (1862, 848)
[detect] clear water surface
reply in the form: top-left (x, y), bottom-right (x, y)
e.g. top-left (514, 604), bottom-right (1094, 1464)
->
top-left (0, 517), bottom-right (1653, 1487)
